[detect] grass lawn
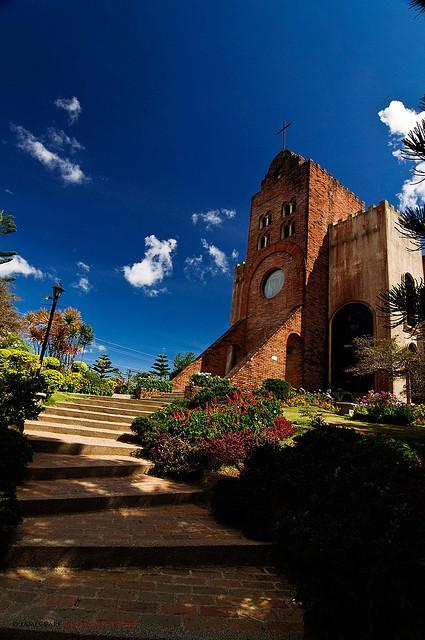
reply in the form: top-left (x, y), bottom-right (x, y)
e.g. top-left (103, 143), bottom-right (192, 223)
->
top-left (282, 404), bottom-right (425, 451)
top-left (43, 391), bottom-right (92, 406)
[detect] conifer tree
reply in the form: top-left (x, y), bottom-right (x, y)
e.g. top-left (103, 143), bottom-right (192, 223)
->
top-left (91, 354), bottom-right (119, 379)
top-left (0, 209), bottom-right (16, 270)
top-left (150, 353), bottom-right (170, 379)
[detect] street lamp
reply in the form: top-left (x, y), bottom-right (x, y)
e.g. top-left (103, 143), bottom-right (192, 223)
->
top-left (39, 281), bottom-right (65, 368)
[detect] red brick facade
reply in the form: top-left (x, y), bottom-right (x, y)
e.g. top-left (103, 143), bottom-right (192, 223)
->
top-left (174, 150), bottom-right (364, 391)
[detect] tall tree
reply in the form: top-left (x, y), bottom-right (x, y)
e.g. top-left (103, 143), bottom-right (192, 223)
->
top-left (25, 306), bottom-right (94, 365)
top-left (171, 352), bottom-right (195, 377)
top-left (0, 280), bottom-right (24, 347)
top-left (90, 354), bottom-right (119, 379)
top-left (0, 209), bottom-right (16, 269)
top-left (150, 353), bottom-right (171, 379)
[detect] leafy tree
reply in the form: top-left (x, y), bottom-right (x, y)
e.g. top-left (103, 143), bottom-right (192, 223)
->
top-left (25, 307), bottom-right (94, 366)
top-left (349, 336), bottom-right (424, 403)
top-left (0, 281), bottom-right (24, 347)
top-left (90, 354), bottom-right (119, 379)
top-left (0, 209), bottom-right (16, 269)
top-left (150, 353), bottom-right (171, 379)
top-left (171, 352), bottom-right (195, 377)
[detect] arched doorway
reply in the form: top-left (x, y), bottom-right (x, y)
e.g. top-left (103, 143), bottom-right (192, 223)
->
top-left (330, 303), bottom-right (374, 392)
top-left (285, 333), bottom-right (303, 388)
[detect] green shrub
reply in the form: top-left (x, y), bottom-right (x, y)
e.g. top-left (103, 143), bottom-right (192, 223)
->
top-left (260, 378), bottom-right (292, 400)
top-left (0, 487), bottom-right (21, 560)
top-left (188, 375), bottom-right (238, 408)
top-left (43, 356), bottom-right (61, 370)
top-left (136, 378), bottom-right (172, 393)
top-left (0, 348), bottom-right (39, 374)
top-left (0, 371), bottom-right (46, 430)
top-left (0, 428), bottom-right (33, 485)
top-left (414, 404), bottom-right (425, 423)
top-left (352, 403), bottom-right (415, 426)
top-left (40, 369), bottom-right (65, 394)
top-left (61, 371), bottom-right (84, 392)
top-left (78, 371), bottom-right (114, 396)
top-left (212, 426), bottom-right (425, 640)
top-left (71, 360), bottom-right (89, 373)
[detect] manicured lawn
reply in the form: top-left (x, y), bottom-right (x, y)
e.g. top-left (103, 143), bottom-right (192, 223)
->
top-left (282, 404), bottom-right (425, 451)
top-left (43, 391), bottom-right (91, 406)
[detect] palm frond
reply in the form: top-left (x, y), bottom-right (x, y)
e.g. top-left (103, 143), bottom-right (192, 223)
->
top-left (396, 206), bottom-right (425, 249)
top-left (402, 119), bottom-right (425, 172)
top-left (378, 279), bottom-right (425, 331)
top-left (419, 95), bottom-right (425, 112)
top-left (409, 0), bottom-right (425, 15)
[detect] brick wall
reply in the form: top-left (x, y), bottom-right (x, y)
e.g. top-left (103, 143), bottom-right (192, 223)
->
top-left (302, 161), bottom-right (364, 388)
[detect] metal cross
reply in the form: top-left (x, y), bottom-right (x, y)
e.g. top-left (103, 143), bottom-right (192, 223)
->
top-left (276, 120), bottom-right (293, 150)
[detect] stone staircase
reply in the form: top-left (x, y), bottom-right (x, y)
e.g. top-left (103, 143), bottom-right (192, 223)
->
top-left (0, 393), bottom-right (303, 639)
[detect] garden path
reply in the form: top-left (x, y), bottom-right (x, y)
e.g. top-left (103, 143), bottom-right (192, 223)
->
top-left (0, 394), bottom-right (303, 639)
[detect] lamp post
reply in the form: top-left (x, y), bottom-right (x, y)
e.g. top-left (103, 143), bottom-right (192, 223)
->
top-left (39, 281), bottom-right (65, 368)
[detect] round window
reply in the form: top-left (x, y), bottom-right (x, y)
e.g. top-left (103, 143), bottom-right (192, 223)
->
top-left (263, 269), bottom-right (284, 299)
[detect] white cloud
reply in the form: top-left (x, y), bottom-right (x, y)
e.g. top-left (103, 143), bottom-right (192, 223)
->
top-left (47, 127), bottom-right (84, 152)
top-left (379, 100), bottom-right (425, 208)
top-left (12, 124), bottom-right (88, 185)
top-left (123, 235), bottom-right (177, 293)
top-left (185, 241), bottom-right (239, 280)
top-left (54, 96), bottom-right (82, 124)
top-left (191, 208), bottom-right (236, 229)
top-left (4, 189), bottom-right (13, 195)
top-left (76, 261), bottom-right (90, 272)
top-left (72, 276), bottom-right (92, 293)
top-left (0, 255), bottom-right (44, 279)
top-left (201, 239), bottom-right (228, 273)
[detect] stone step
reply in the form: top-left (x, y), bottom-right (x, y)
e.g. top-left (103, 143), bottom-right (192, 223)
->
top-left (55, 401), bottom-right (160, 417)
top-left (16, 477), bottom-right (203, 517)
top-left (42, 406), bottom-right (146, 423)
top-left (75, 398), bottom-right (167, 411)
top-left (28, 413), bottom-right (133, 430)
top-left (0, 565), bottom-right (302, 640)
top-left (6, 504), bottom-right (270, 568)
top-left (25, 421), bottom-right (132, 441)
top-left (26, 453), bottom-right (152, 480)
top-left (27, 430), bottom-right (137, 457)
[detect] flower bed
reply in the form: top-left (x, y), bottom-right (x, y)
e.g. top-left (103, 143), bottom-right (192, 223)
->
top-left (352, 391), bottom-right (415, 426)
top-left (131, 387), bottom-right (295, 479)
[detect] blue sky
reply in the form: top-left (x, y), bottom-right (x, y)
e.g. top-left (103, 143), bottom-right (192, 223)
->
top-left (0, 0), bottom-right (424, 372)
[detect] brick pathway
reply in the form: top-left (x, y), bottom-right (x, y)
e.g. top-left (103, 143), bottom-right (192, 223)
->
top-left (0, 566), bottom-right (303, 639)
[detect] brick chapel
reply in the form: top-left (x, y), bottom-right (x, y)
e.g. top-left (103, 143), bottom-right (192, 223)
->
top-left (173, 150), bottom-right (424, 395)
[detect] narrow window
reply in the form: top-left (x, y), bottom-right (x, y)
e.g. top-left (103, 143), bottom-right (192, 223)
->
top-left (282, 199), bottom-right (296, 217)
top-left (283, 225), bottom-right (290, 239)
top-left (258, 234), bottom-right (270, 249)
top-left (404, 273), bottom-right (416, 327)
top-left (290, 221), bottom-right (296, 236)
top-left (259, 212), bottom-right (271, 229)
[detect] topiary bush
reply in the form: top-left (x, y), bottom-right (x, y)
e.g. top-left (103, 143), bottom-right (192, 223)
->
top-left (71, 360), bottom-right (89, 373)
top-left (40, 369), bottom-right (65, 394)
top-left (212, 425), bottom-right (425, 640)
top-left (136, 378), bottom-right (172, 393)
top-left (260, 378), bottom-right (293, 400)
top-left (0, 348), bottom-right (39, 374)
top-left (78, 371), bottom-right (114, 396)
top-left (43, 356), bottom-right (61, 370)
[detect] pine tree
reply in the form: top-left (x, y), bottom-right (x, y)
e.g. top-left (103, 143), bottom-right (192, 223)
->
top-left (150, 353), bottom-right (170, 379)
top-left (91, 354), bottom-right (119, 379)
top-left (0, 209), bottom-right (16, 270)
top-left (171, 352), bottom-right (195, 377)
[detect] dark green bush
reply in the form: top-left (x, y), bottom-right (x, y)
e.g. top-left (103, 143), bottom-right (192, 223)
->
top-left (0, 428), bottom-right (33, 485)
top-left (212, 426), bottom-right (425, 639)
top-left (188, 375), bottom-right (238, 408)
top-left (260, 378), bottom-right (292, 400)
top-left (78, 370), bottom-right (114, 396)
top-left (0, 371), bottom-right (46, 430)
top-left (0, 488), bottom-right (21, 561)
top-left (352, 403), bottom-right (415, 426)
